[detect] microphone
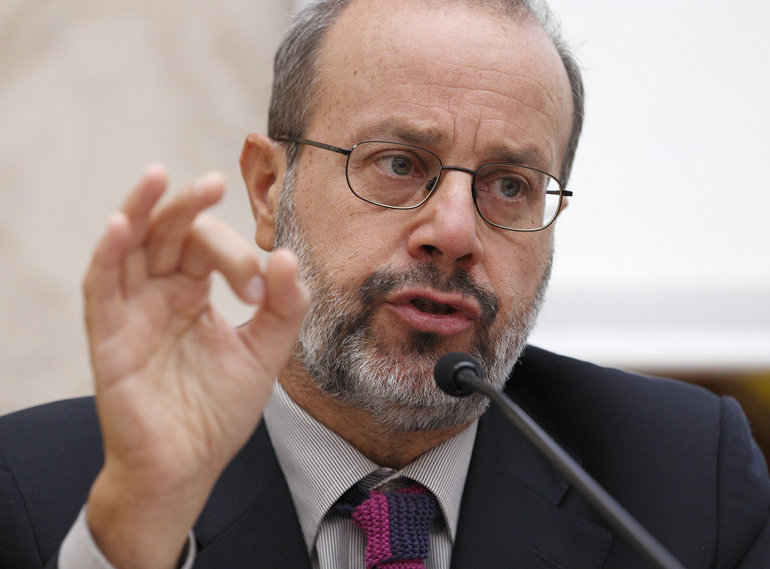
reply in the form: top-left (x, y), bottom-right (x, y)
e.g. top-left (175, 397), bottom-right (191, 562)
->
top-left (434, 352), bottom-right (687, 569)
top-left (433, 351), bottom-right (480, 397)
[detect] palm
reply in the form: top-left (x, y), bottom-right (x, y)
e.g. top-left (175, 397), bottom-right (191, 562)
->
top-left (95, 280), bottom-right (247, 476)
top-left (84, 165), bottom-right (308, 490)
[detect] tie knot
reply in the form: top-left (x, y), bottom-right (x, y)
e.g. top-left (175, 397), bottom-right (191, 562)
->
top-left (330, 481), bottom-right (440, 569)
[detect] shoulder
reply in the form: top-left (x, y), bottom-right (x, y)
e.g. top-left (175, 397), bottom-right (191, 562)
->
top-left (500, 346), bottom-right (770, 567)
top-left (506, 346), bottom-right (756, 471)
top-left (512, 344), bottom-right (716, 401)
top-left (509, 345), bottom-right (723, 440)
top-left (0, 396), bottom-right (100, 435)
top-left (0, 397), bottom-right (103, 486)
top-left (0, 398), bottom-right (103, 568)
top-left (508, 344), bottom-right (768, 477)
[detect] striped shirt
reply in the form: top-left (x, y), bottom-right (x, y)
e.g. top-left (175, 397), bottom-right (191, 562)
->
top-left (263, 381), bottom-right (478, 569)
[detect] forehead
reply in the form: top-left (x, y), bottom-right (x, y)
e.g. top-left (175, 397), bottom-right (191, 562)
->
top-left (311, 0), bottom-right (573, 173)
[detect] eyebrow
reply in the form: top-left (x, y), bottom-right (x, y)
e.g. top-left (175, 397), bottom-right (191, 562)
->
top-left (483, 143), bottom-right (553, 173)
top-left (356, 120), bottom-right (449, 148)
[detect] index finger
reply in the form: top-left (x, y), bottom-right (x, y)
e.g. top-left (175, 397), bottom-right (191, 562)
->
top-left (180, 214), bottom-right (265, 305)
top-left (121, 163), bottom-right (169, 249)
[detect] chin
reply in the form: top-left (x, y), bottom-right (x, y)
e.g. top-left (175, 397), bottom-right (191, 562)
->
top-left (299, 327), bottom-right (509, 432)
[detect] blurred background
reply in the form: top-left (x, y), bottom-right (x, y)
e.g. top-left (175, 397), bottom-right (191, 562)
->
top-left (1, 0), bottom-right (768, 461)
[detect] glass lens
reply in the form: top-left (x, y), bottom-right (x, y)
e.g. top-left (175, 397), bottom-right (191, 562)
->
top-left (346, 141), bottom-right (441, 208)
top-left (474, 163), bottom-right (561, 230)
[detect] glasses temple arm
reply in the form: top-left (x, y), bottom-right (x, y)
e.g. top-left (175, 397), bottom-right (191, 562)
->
top-left (276, 136), bottom-right (352, 157)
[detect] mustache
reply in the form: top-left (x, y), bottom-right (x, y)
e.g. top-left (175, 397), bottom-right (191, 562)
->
top-left (358, 264), bottom-right (499, 328)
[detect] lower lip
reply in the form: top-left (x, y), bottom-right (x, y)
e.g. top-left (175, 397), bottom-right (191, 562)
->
top-left (386, 302), bottom-right (474, 335)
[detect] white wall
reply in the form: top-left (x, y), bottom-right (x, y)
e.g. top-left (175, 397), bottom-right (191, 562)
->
top-left (529, 1), bottom-right (770, 370)
top-left (0, 1), bottom-right (291, 414)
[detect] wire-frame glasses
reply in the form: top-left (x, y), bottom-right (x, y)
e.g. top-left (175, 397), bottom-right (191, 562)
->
top-left (277, 136), bottom-right (571, 231)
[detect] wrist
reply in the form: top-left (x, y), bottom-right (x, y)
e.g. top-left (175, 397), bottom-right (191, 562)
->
top-left (86, 463), bottom-right (214, 569)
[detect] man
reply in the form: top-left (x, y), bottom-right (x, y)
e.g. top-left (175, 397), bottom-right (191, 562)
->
top-left (1, 0), bottom-right (768, 568)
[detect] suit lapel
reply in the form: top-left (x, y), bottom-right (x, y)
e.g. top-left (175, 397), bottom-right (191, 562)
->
top-left (192, 422), bottom-right (311, 569)
top-left (451, 403), bottom-right (613, 569)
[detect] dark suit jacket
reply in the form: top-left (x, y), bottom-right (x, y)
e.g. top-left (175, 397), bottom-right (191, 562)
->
top-left (1, 347), bottom-right (769, 569)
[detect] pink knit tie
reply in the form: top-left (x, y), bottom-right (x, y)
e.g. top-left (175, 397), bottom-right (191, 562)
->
top-left (330, 481), bottom-right (440, 569)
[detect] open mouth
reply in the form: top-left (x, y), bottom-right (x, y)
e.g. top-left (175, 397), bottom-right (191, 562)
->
top-left (386, 290), bottom-right (477, 335)
top-left (410, 297), bottom-right (456, 315)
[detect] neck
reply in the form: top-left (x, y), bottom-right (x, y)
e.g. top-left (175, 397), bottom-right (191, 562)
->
top-left (279, 356), bottom-right (470, 470)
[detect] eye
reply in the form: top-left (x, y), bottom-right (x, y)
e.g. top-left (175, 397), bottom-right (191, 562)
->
top-left (369, 149), bottom-right (428, 181)
top-left (389, 155), bottom-right (413, 176)
top-left (498, 176), bottom-right (524, 198)
top-left (374, 153), bottom-right (419, 177)
top-left (352, 142), bottom-right (436, 192)
top-left (476, 168), bottom-right (531, 200)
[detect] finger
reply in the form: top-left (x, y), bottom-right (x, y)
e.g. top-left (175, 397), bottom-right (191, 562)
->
top-left (83, 212), bottom-right (131, 343)
top-left (121, 163), bottom-right (169, 250)
top-left (241, 249), bottom-right (309, 374)
top-left (178, 213), bottom-right (265, 304)
top-left (122, 247), bottom-right (149, 300)
top-left (145, 171), bottom-right (226, 276)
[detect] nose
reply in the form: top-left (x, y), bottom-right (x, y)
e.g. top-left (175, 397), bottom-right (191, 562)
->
top-left (406, 169), bottom-right (484, 270)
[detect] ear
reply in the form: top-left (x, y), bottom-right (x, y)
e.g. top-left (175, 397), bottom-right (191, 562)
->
top-left (240, 133), bottom-right (286, 252)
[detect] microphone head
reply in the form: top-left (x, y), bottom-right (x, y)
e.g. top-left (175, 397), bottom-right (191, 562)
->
top-left (434, 352), bottom-right (482, 397)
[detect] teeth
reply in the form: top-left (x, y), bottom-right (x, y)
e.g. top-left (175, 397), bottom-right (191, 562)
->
top-left (411, 298), bottom-right (454, 315)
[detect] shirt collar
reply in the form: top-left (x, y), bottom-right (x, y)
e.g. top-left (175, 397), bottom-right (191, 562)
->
top-left (263, 381), bottom-right (477, 553)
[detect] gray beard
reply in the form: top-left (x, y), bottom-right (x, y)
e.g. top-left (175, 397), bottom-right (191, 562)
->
top-left (274, 166), bottom-right (550, 432)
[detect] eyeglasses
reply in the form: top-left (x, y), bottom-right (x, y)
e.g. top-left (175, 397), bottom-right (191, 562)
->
top-left (277, 136), bottom-right (572, 231)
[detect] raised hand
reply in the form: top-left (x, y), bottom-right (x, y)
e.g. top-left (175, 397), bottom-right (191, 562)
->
top-left (82, 164), bottom-right (308, 569)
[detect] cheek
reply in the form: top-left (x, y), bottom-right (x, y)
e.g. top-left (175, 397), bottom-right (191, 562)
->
top-left (490, 232), bottom-right (553, 303)
top-left (295, 163), bottom-right (349, 239)
top-left (295, 171), bottom-right (402, 270)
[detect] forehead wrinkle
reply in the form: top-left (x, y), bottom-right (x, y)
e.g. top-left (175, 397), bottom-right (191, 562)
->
top-left (395, 84), bottom-right (561, 140)
top-left (384, 59), bottom-right (564, 129)
top-left (449, 79), bottom-right (564, 170)
top-left (467, 117), bottom-right (555, 172)
top-left (430, 88), bottom-right (561, 169)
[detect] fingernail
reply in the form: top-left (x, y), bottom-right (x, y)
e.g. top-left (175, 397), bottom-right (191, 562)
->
top-left (204, 170), bottom-right (225, 186)
top-left (244, 276), bottom-right (265, 305)
top-left (106, 212), bottom-right (124, 229)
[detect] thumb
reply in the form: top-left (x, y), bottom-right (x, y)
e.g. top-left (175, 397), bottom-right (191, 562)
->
top-left (240, 248), bottom-right (309, 374)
